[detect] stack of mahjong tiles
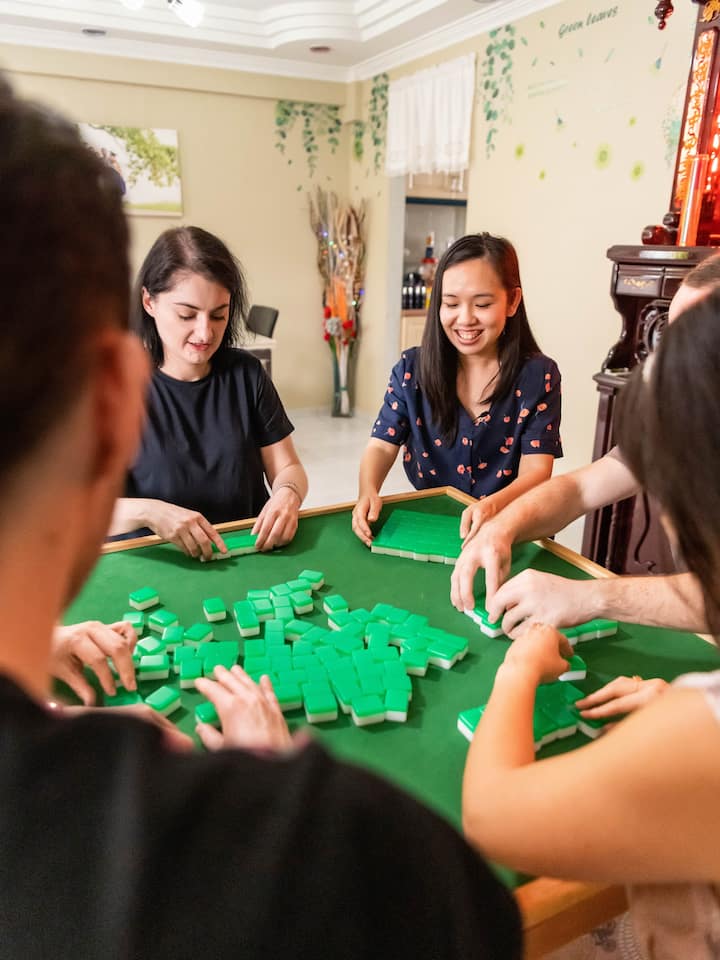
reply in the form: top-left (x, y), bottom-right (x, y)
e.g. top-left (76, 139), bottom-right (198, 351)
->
top-left (457, 680), bottom-right (611, 751)
top-left (465, 605), bottom-right (618, 643)
top-left (237, 583), bottom-right (470, 727)
top-left (371, 509), bottom-right (462, 564)
top-left (103, 585), bottom-right (241, 726)
top-left (203, 530), bottom-right (259, 561)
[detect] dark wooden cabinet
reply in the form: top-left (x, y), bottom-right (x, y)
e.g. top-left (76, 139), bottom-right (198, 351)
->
top-left (581, 244), bottom-right (716, 574)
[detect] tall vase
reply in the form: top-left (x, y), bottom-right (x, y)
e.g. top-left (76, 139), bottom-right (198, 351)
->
top-left (331, 342), bottom-right (353, 417)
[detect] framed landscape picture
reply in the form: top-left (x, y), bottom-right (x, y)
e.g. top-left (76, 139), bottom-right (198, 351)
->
top-left (79, 123), bottom-right (183, 216)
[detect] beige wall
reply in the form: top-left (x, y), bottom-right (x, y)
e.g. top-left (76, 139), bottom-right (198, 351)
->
top-left (0, 44), bottom-right (350, 408)
top-left (353, 0), bottom-right (696, 487)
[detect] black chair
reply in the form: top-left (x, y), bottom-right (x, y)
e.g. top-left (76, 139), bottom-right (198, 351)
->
top-left (247, 304), bottom-right (279, 339)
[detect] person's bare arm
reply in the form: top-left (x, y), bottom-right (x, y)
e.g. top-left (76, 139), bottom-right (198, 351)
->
top-left (487, 569), bottom-right (708, 635)
top-left (109, 498), bottom-right (227, 560)
top-left (351, 439), bottom-right (401, 546)
top-left (254, 436), bottom-right (308, 550)
top-left (462, 625), bottom-right (720, 884)
top-left (459, 454), bottom-right (554, 542)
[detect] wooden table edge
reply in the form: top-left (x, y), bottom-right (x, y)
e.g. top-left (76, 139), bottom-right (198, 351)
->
top-left (102, 488), bottom-right (628, 951)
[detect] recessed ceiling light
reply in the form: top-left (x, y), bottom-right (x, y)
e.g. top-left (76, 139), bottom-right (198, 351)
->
top-left (82, 28), bottom-right (107, 36)
top-left (310, 45), bottom-right (331, 53)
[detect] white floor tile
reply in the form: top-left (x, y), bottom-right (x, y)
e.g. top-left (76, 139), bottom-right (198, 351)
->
top-left (289, 407), bottom-right (412, 510)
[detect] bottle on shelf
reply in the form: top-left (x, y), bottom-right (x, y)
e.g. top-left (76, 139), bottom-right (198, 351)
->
top-left (419, 232), bottom-right (438, 309)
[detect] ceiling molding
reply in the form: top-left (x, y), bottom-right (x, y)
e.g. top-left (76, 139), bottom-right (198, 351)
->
top-left (351, 0), bottom-right (562, 80)
top-left (0, 24), bottom-right (353, 82)
top-left (0, 0), bottom-right (563, 83)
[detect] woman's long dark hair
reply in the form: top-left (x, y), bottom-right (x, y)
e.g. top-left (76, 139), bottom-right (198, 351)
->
top-left (418, 233), bottom-right (540, 443)
top-left (616, 290), bottom-right (720, 634)
top-left (132, 226), bottom-right (248, 367)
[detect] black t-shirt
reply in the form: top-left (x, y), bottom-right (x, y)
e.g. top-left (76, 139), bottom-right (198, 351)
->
top-left (126, 349), bottom-right (293, 525)
top-left (0, 677), bottom-right (522, 959)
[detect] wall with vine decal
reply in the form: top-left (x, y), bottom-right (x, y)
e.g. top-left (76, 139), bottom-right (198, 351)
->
top-left (479, 24), bottom-right (520, 158)
top-left (347, 74), bottom-right (389, 173)
top-left (274, 100), bottom-right (342, 177)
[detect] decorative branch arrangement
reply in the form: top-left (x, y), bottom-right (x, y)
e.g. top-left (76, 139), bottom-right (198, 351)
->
top-left (308, 187), bottom-right (366, 416)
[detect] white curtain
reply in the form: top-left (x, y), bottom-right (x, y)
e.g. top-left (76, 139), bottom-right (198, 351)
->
top-left (385, 53), bottom-right (476, 178)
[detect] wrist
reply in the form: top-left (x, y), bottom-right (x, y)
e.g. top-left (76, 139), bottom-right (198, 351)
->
top-left (494, 658), bottom-right (543, 690)
top-left (272, 482), bottom-right (302, 506)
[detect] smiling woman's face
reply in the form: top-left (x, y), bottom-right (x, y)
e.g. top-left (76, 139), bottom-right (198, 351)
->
top-left (142, 271), bottom-right (230, 381)
top-left (438, 257), bottom-right (521, 360)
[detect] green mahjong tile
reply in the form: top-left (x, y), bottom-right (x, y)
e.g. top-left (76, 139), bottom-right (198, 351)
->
top-left (272, 681), bottom-right (303, 711)
top-left (384, 607), bottom-right (410, 626)
top-left (251, 598), bottom-right (274, 618)
top-left (161, 625), bottom-right (185, 648)
top-left (349, 608), bottom-right (372, 626)
top-left (385, 689), bottom-right (410, 718)
top-left (148, 609), bottom-right (179, 632)
top-left (366, 622), bottom-right (391, 646)
top-left (136, 636), bottom-right (166, 657)
top-left (247, 589), bottom-right (271, 602)
top-left (285, 619), bottom-right (314, 641)
top-left (195, 701), bottom-right (220, 727)
top-left (264, 620), bottom-right (286, 644)
top-left (351, 694), bottom-right (385, 721)
top-left (128, 586), bottom-right (159, 610)
top-left (314, 646), bottom-right (340, 665)
top-left (286, 578), bottom-right (313, 594)
top-left (145, 685), bottom-right (181, 716)
top-left (243, 639), bottom-right (266, 659)
top-left (184, 623), bottom-right (213, 644)
top-left (270, 583), bottom-right (292, 598)
top-left (243, 656), bottom-right (272, 675)
top-left (122, 611), bottom-right (145, 635)
top-left (138, 654), bottom-right (171, 678)
top-left (327, 610), bottom-right (355, 629)
top-left (323, 594), bottom-right (349, 614)
top-left (104, 686), bottom-right (142, 707)
top-left (297, 569), bottom-right (324, 590)
top-left (370, 646), bottom-right (400, 663)
top-left (401, 649), bottom-right (429, 674)
top-left (202, 597), bottom-right (227, 620)
top-left (303, 688), bottom-right (338, 722)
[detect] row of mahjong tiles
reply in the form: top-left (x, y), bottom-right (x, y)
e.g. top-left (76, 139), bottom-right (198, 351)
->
top-left (457, 680), bottom-right (611, 750)
top-left (112, 571), bottom-right (479, 729)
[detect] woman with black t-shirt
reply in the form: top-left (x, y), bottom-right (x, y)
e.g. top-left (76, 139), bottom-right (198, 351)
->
top-left (109, 226), bottom-right (307, 559)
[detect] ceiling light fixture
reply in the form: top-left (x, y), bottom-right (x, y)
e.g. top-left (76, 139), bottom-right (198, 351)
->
top-left (82, 27), bottom-right (107, 36)
top-left (167, 0), bottom-right (205, 28)
top-left (310, 45), bottom-right (331, 53)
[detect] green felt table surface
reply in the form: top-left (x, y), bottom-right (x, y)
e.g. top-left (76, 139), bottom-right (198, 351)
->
top-left (67, 493), bottom-right (720, 888)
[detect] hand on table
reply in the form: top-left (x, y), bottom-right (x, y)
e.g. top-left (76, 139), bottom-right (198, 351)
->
top-left (485, 569), bottom-right (595, 637)
top-left (146, 500), bottom-right (228, 561)
top-left (575, 676), bottom-right (669, 723)
top-left (502, 622), bottom-right (574, 684)
top-left (252, 487), bottom-right (300, 551)
top-left (351, 493), bottom-right (383, 546)
top-left (51, 620), bottom-right (138, 706)
top-left (450, 523), bottom-right (513, 614)
top-left (195, 665), bottom-right (292, 752)
top-left (54, 702), bottom-right (193, 751)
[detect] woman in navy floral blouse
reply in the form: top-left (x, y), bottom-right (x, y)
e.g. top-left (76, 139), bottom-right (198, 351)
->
top-left (352, 233), bottom-right (562, 546)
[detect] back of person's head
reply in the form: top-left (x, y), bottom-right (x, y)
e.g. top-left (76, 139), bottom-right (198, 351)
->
top-left (616, 290), bottom-right (720, 632)
top-left (684, 251), bottom-right (720, 290)
top-left (133, 226), bottom-right (248, 366)
top-left (0, 78), bottom-right (129, 490)
top-left (419, 232), bottom-right (541, 442)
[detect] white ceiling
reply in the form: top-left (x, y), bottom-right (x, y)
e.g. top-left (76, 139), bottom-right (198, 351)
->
top-left (0, 0), bottom-right (559, 81)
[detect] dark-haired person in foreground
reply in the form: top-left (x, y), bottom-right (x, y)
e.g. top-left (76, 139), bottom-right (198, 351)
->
top-left (0, 82), bottom-right (521, 959)
top-left (353, 233), bottom-right (562, 545)
top-left (109, 226), bottom-right (307, 559)
top-left (463, 293), bottom-right (720, 957)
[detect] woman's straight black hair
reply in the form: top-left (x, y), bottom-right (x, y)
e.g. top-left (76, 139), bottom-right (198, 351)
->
top-left (132, 226), bottom-right (248, 367)
top-left (418, 233), bottom-right (540, 444)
